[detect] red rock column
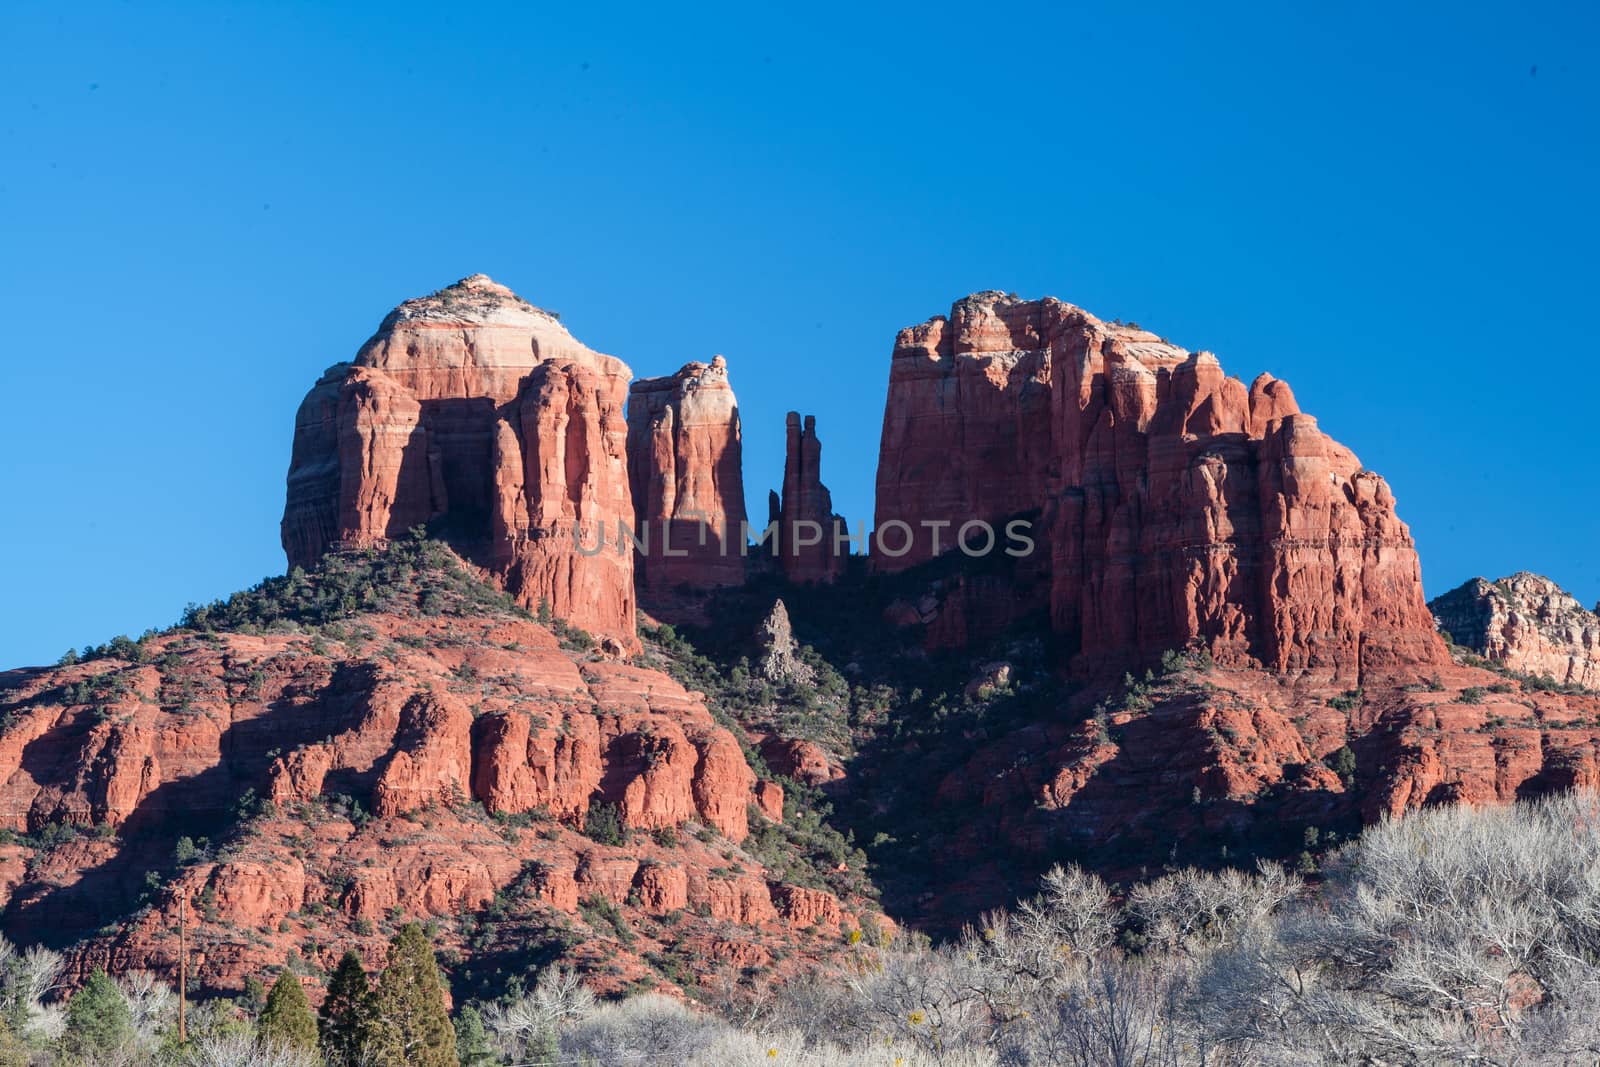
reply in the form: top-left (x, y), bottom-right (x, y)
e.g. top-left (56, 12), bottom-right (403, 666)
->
top-left (625, 356), bottom-right (748, 594)
top-left (495, 361), bottom-right (638, 650)
top-left (776, 412), bottom-right (846, 584)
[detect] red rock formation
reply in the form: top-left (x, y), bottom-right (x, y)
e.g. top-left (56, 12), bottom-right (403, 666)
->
top-left (771, 885), bottom-right (843, 929)
top-left (758, 737), bottom-right (842, 786)
top-left (491, 359), bottom-right (637, 650)
top-left (0, 545), bottom-right (881, 994)
top-left (898, 649), bottom-right (1600, 931)
top-left (874, 292), bottom-right (1444, 680)
top-left (1432, 573), bottom-right (1600, 688)
top-left (634, 863), bottom-right (689, 913)
top-left (626, 356), bottom-right (748, 594)
top-left (874, 295), bottom-right (1053, 571)
top-left (754, 780), bottom-right (785, 822)
top-left (773, 413), bottom-right (848, 584)
top-left (282, 275), bottom-right (637, 649)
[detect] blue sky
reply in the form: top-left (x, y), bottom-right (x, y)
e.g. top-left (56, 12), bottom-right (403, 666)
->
top-left (2, 1), bottom-right (1596, 669)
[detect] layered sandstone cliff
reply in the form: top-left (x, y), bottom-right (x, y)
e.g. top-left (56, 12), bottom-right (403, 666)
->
top-left (898, 648), bottom-right (1600, 928)
top-left (0, 543), bottom-right (873, 994)
top-left (874, 292), bottom-right (1443, 679)
top-left (1432, 573), bottom-right (1600, 688)
top-left (282, 275), bottom-right (636, 649)
top-left (626, 356), bottom-right (748, 594)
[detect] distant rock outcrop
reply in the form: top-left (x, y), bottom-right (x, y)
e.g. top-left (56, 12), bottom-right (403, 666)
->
top-left (873, 291), bottom-right (1444, 679)
top-left (1432, 573), bottom-right (1600, 688)
top-left (773, 413), bottom-right (847, 584)
top-left (626, 356), bottom-right (748, 595)
top-left (281, 275), bottom-right (637, 649)
top-left (755, 600), bottom-right (814, 686)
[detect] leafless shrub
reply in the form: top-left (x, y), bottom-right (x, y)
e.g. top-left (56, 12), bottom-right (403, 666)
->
top-left (764, 967), bottom-right (862, 1047)
top-left (559, 993), bottom-right (726, 1065)
top-left (179, 1032), bottom-right (322, 1067)
top-left (1129, 861), bottom-right (1300, 957)
top-left (965, 863), bottom-right (1119, 1017)
top-left (844, 944), bottom-right (996, 1059)
top-left (0, 939), bottom-right (65, 1038)
top-left (481, 963), bottom-right (596, 1060)
top-left (116, 970), bottom-right (176, 1044)
top-left (1180, 792), bottom-right (1600, 1064)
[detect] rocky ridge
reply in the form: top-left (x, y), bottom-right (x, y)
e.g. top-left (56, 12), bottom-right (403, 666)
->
top-left (1432, 573), bottom-right (1600, 689)
top-left (688, 569), bottom-right (1600, 932)
top-left (0, 541), bottom-right (879, 996)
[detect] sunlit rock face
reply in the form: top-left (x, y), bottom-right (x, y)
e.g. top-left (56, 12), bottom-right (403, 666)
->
top-left (626, 355), bottom-right (748, 595)
top-left (282, 275), bottom-right (637, 649)
top-left (1433, 573), bottom-right (1600, 688)
top-left (874, 291), bottom-right (1443, 679)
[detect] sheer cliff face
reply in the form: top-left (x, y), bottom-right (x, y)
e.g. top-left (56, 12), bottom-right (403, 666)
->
top-left (1433, 573), bottom-right (1600, 688)
top-left (873, 295), bottom-right (1056, 568)
top-left (626, 356), bottom-right (748, 594)
top-left (875, 291), bottom-right (1444, 679)
top-left (281, 275), bottom-right (637, 649)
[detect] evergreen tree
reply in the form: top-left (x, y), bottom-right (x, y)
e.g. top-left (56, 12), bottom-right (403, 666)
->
top-left (0, 1015), bottom-right (26, 1067)
top-left (258, 971), bottom-right (319, 1052)
top-left (453, 1004), bottom-right (494, 1067)
top-left (530, 1023), bottom-right (560, 1064)
top-left (62, 968), bottom-right (133, 1059)
top-left (242, 974), bottom-right (269, 1015)
top-left (368, 923), bottom-right (457, 1067)
top-left (319, 951), bottom-right (375, 1066)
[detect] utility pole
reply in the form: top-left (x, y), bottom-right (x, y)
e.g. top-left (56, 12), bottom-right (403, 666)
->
top-left (178, 895), bottom-right (188, 1044)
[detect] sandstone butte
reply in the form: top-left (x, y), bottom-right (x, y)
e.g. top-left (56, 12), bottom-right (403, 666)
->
top-left (874, 291), bottom-right (1443, 681)
top-left (281, 275), bottom-right (638, 652)
top-left (1432, 572), bottom-right (1600, 689)
top-left (626, 356), bottom-right (748, 596)
top-left (836, 291), bottom-right (1600, 930)
top-left (0, 545), bottom-right (880, 995)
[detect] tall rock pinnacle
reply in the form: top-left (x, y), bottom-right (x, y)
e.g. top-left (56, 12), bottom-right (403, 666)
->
top-left (626, 355), bottom-right (748, 595)
top-left (775, 412), bottom-right (847, 584)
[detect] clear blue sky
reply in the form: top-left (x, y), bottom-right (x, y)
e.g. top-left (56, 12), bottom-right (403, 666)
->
top-left (2, 2), bottom-right (1596, 669)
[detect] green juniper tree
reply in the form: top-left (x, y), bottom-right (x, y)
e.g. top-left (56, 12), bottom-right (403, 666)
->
top-left (453, 1004), bottom-right (494, 1067)
top-left (368, 924), bottom-right (457, 1067)
top-left (62, 968), bottom-right (133, 1060)
top-left (318, 950), bottom-right (376, 1066)
top-left (257, 971), bottom-right (319, 1052)
top-left (242, 974), bottom-right (269, 1016)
